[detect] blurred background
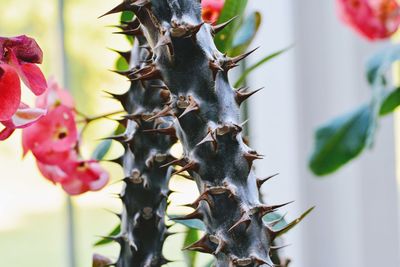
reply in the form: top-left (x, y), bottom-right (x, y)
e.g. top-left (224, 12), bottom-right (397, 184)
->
top-left (1, 0), bottom-right (400, 267)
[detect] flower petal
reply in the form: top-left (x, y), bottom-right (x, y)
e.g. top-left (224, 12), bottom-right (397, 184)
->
top-left (18, 63), bottom-right (47, 95)
top-left (0, 127), bottom-right (15, 141)
top-left (0, 35), bottom-right (43, 63)
top-left (37, 161), bottom-right (68, 184)
top-left (36, 77), bottom-right (75, 109)
top-left (0, 64), bottom-right (21, 121)
top-left (2, 102), bottom-right (46, 129)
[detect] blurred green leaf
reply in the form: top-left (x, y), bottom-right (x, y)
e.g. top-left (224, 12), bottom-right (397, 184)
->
top-left (234, 46), bottom-right (292, 87)
top-left (183, 228), bottom-right (199, 267)
top-left (115, 56), bottom-right (130, 71)
top-left (230, 12), bottom-right (261, 56)
top-left (309, 105), bottom-right (373, 176)
top-left (380, 87), bottom-right (400, 116)
top-left (94, 224), bottom-right (120, 246)
top-left (274, 207), bottom-right (315, 237)
top-left (92, 139), bottom-right (112, 160)
top-left (366, 45), bottom-right (400, 84)
top-left (120, 11), bottom-right (134, 22)
top-left (214, 0), bottom-right (248, 53)
top-left (263, 212), bottom-right (288, 231)
top-left (171, 217), bottom-right (206, 231)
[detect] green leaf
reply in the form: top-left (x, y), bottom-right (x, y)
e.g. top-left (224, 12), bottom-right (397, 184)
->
top-left (120, 11), bottom-right (134, 23)
top-left (366, 45), bottom-right (400, 84)
top-left (115, 56), bottom-right (130, 71)
top-left (263, 212), bottom-right (288, 231)
top-left (230, 12), bottom-right (262, 56)
top-left (183, 228), bottom-right (199, 267)
top-left (234, 46), bottom-right (292, 87)
top-left (214, 0), bottom-right (248, 53)
top-left (380, 87), bottom-right (400, 116)
top-left (309, 105), bottom-right (373, 176)
top-left (94, 224), bottom-right (121, 246)
top-left (92, 139), bottom-right (112, 161)
top-left (274, 207), bottom-right (315, 237)
top-left (171, 217), bottom-right (206, 231)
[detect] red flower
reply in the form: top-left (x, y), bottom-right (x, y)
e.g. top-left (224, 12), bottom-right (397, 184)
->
top-left (36, 77), bottom-right (75, 109)
top-left (0, 35), bottom-right (47, 140)
top-left (202, 0), bottom-right (224, 24)
top-left (59, 160), bottom-right (109, 195)
top-left (337, 0), bottom-right (400, 40)
top-left (22, 105), bottom-right (78, 165)
top-left (0, 102), bottom-right (46, 140)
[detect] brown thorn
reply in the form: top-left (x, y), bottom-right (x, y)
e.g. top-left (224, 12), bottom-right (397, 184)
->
top-left (172, 161), bottom-right (199, 175)
top-left (228, 212), bottom-right (251, 232)
top-left (235, 87), bottom-right (264, 105)
top-left (178, 96), bottom-right (199, 118)
top-left (256, 173), bottom-right (280, 189)
top-left (142, 126), bottom-right (176, 137)
top-left (211, 16), bottom-right (238, 35)
top-left (145, 105), bottom-right (174, 121)
top-left (183, 235), bottom-right (214, 254)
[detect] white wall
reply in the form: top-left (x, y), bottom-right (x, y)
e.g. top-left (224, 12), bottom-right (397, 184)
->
top-left (246, 1), bottom-right (400, 267)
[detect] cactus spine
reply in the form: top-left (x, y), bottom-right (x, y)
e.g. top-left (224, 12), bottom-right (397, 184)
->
top-left (101, 1), bottom-right (310, 266)
top-left (108, 29), bottom-right (176, 265)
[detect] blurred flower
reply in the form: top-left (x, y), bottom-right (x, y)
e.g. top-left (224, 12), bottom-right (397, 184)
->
top-left (22, 105), bottom-right (78, 165)
top-left (337, 0), bottom-right (400, 40)
top-left (202, 0), bottom-right (224, 24)
top-left (23, 79), bottom-right (109, 195)
top-left (36, 77), bottom-right (75, 109)
top-left (0, 35), bottom-right (47, 140)
top-left (60, 160), bottom-right (109, 195)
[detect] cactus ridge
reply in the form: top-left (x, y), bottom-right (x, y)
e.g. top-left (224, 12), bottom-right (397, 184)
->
top-left (109, 33), bottom-right (177, 266)
top-left (101, 1), bottom-right (308, 266)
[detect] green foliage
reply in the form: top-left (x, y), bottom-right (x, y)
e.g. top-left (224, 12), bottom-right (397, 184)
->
top-left (171, 217), bottom-right (206, 231)
top-left (309, 105), bottom-right (372, 176)
top-left (230, 12), bottom-right (261, 56)
top-left (380, 87), bottom-right (400, 115)
top-left (214, 0), bottom-right (248, 54)
top-left (92, 139), bottom-right (112, 160)
top-left (310, 44), bottom-right (400, 176)
top-left (94, 224), bottom-right (120, 246)
top-left (183, 228), bottom-right (200, 267)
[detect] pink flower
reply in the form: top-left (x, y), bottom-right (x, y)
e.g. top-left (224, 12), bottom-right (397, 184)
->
top-left (202, 0), bottom-right (224, 24)
top-left (59, 160), bottom-right (109, 195)
top-left (36, 77), bottom-right (75, 109)
top-left (0, 35), bottom-right (47, 140)
top-left (0, 102), bottom-right (46, 140)
top-left (22, 105), bottom-right (78, 165)
top-left (337, 0), bottom-right (400, 40)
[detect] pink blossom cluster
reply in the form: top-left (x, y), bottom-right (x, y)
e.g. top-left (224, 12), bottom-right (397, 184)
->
top-left (337, 0), bottom-right (400, 40)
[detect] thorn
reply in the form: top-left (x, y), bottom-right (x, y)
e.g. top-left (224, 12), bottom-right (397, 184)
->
top-left (173, 207), bottom-right (203, 221)
top-left (130, 64), bottom-right (162, 81)
top-left (110, 69), bottom-right (134, 78)
top-left (108, 48), bottom-right (132, 63)
top-left (256, 173), bottom-right (279, 189)
top-left (270, 244), bottom-right (291, 251)
top-left (196, 130), bottom-right (217, 150)
top-left (211, 16), bottom-right (237, 35)
top-left (191, 190), bottom-right (215, 208)
top-left (160, 157), bottom-right (187, 168)
top-left (228, 212), bottom-right (251, 232)
top-left (235, 87), bottom-right (264, 106)
top-left (183, 235), bottom-right (214, 254)
top-left (254, 201), bottom-right (294, 217)
top-left (172, 161), bottom-right (199, 175)
top-left (178, 96), bottom-right (199, 118)
top-left (113, 27), bottom-right (143, 36)
top-left (145, 105), bottom-right (174, 121)
top-left (243, 151), bottom-right (263, 166)
top-left (98, 2), bottom-right (130, 18)
top-left (142, 126), bottom-right (176, 137)
top-left (209, 59), bottom-right (223, 80)
top-left (230, 47), bottom-right (259, 64)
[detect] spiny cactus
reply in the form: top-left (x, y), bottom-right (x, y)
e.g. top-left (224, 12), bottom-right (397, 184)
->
top-left (101, 1), bottom-right (311, 266)
top-left (107, 31), bottom-right (177, 266)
